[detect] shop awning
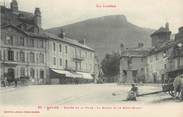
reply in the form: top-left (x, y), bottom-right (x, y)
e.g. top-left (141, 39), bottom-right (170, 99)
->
top-left (77, 72), bottom-right (93, 80)
top-left (51, 69), bottom-right (93, 79)
top-left (67, 72), bottom-right (83, 78)
top-left (51, 69), bottom-right (82, 78)
top-left (51, 69), bottom-right (70, 76)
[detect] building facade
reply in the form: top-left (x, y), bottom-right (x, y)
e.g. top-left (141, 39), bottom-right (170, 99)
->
top-left (146, 24), bottom-right (183, 83)
top-left (119, 43), bottom-right (149, 83)
top-left (45, 32), bottom-right (95, 84)
top-left (0, 1), bottom-right (47, 85)
top-left (166, 27), bottom-right (183, 80)
top-left (0, 0), bottom-right (95, 85)
top-left (119, 23), bottom-right (183, 84)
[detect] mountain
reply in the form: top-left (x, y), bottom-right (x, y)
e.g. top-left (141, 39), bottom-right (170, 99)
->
top-left (46, 15), bottom-right (154, 61)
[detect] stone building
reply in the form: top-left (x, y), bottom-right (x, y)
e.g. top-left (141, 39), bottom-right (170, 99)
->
top-left (145, 23), bottom-right (172, 83)
top-left (151, 22), bottom-right (171, 48)
top-left (0, 0), bottom-right (95, 85)
top-left (0, 0), bottom-right (46, 85)
top-left (166, 27), bottom-right (183, 80)
top-left (45, 32), bottom-right (95, 84)
top-left (119, 23), bottom-right (183, 84)
top-left (146, 24), bottom-right (183, 83)
top-left (119, 43), bottom-right (149, 83)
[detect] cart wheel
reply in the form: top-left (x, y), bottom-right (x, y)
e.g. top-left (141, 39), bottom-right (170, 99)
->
top-left (168, 90), bottom-right (175, 97)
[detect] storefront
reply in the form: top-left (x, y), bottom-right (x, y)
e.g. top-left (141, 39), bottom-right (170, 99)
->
top-left (49, 69), bottom-right (93, 84)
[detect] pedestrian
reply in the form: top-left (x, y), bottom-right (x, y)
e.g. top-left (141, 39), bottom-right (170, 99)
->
top-left (14, 79), bottom-right (17, 87)
top-left (126, 84), bottom-right (139, 101)
top-left (131, 83), bottom-right (139, 95)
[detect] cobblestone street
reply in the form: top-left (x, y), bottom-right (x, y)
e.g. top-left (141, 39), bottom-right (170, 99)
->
top-left (0, 83), bottom-right (182, 105)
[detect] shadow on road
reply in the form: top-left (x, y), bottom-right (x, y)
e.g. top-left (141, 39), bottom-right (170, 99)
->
top-left (151, 97), bottom-right (182, 104)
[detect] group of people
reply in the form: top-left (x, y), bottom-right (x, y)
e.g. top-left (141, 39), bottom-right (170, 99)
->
top-left (1, 77), bottom-right (18, 87)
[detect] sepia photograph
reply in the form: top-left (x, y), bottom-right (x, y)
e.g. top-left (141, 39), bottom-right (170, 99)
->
top-left (0, 0), bottom-right (183, 117)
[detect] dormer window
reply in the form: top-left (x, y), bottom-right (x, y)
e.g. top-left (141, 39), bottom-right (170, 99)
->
top-left (6, 35), bottom-right (13, 45)
top-left (20, 37), bottom-right (25, 46)
top-left (163, 50), bottom-right (167, 58)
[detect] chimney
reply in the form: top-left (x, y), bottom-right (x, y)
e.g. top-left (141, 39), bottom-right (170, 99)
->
top-left (58, 28), bottom-right (65, 38)
top-left (10, 0), bottom-right (18, 12)
top-left (165, 22), bottom-right (169, 31)
top-left (120, 43), bottom-right (125, 55)
top-left (79, 39), bottom-right (86, 45)
top-left (34, 8), bottom-right (42, 28)
top-left (178, 27), bottom-right (183, 33)
top-left (138, 43), bottom-right (144, 48)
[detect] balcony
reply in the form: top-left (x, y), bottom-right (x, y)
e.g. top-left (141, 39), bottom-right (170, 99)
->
top-left (1, 60), bottom-right (18, 66)
top-left (73, 55), bottom-right (84, 61)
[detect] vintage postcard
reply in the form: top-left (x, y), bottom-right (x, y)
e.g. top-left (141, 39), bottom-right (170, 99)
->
top-left (0, 0), bottom-right (183, 117)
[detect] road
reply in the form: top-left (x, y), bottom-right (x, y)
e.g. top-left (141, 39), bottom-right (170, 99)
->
top-left (0, 83), bottom-right (182, 106)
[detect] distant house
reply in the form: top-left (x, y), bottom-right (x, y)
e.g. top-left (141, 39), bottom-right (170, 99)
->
top-left (145, 23), bottom-right (171, 83)
top-left (145, 24), bottom-right (183, 83)
top-left (120, 23), bottom-right (183, 84)
top-left (119, 43), bottom-right (149, 83)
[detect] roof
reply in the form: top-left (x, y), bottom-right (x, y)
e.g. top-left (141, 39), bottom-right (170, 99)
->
top-left (121, 47), bottom-right (150, 58)
top-left (43, 31), bottom-right (94, 51)
top-left (1, 24), bottom-right (94, 51)
top-left (151, 27), bottom-right (171, 36)
top-left (0, 6), bottom-right (35, 26)
top-left (1, 24), bottom-right (47, 39)
top-left (148, 39), bottom-right (183, 56)
top-left (0, 6), bottom-right (94, 52)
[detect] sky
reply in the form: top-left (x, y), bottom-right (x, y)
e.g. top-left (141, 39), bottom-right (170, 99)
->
top-left (1, 0), bottom-right (183, 33)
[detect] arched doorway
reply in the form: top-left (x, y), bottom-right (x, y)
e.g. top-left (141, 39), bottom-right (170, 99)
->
top-left (7, 68), bottom-right (15, 83)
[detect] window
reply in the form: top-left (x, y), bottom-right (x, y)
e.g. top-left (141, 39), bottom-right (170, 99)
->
top-left (20, 67), bottom-right (25, 77)
top-left (16, 52), bottom-right (19, 61)
top-left (30, 68), bottom-right (35, 78)
top-left (163, 50), bottom-right (167, 58)
top-left (59, 44), bottom-right (62, 52)
top-left (79, 49), bottom-right (81, 58)
top-left (0, 50), bottom-right (2, 60)
top-left (20, 37), bottom-right (25, 46)
top-left (6, 35), bottom-right (13, 45)
top-left (128, 57), bottom-right (132, 64)
top-left (86, 63), bottom-right (87, 71)
top-left (85, 51), bottom-right (87, 58)
top-left (30, 52), bottom-right (35, 63)
top-left (20, 51), bottom-right (25, 62)
top-left (141, 68), bottom-right (144, 71)
top-left (150, 56), bottom-right (153, 62)
top-left (60, 58), bottom-right (62, 66)
top-left (40, 40), bottom-right (44, 48)
top-left (65, 46), bottom-right (67, 54)
top-left (8, 50), bottom-right (14, 61)
top-left (30, 39), bottom-right (34, 47)
top-left (40, 70), bottom-right (44, 79)
top-left (164, 64), bottom-right (167, 69)
top-left (155, 55), bottom-right (158, 60)
top-left (90, 53), bottom-right (92, 58)
top-left (53, 42), bottom-right (56, 51)
top-left (53, 57), bottom-right (56, 65)
top-left (65, 60), bottom-right (68, 68)
top-left (39, 53), bottom-right (44, 64)
top-left (141, 58), bottom-right (143, 62)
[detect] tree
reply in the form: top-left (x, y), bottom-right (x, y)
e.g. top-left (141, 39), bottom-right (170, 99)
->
top-left (101, 52), bottom-right (120, 82)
